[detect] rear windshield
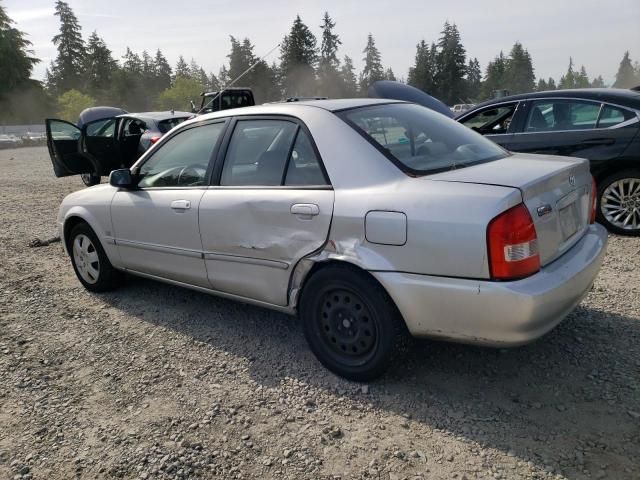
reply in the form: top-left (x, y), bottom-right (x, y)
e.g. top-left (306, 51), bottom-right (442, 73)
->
top-left (338, 103), bottom-right (508, 175)
top-left (158, 117), bottom-right (189, 134)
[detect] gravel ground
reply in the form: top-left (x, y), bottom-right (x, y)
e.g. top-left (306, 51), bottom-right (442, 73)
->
top-left (1, 147), bottom-right (639, 480)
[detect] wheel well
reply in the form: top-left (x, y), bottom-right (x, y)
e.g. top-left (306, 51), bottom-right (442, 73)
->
top-left (63, 216), bottom-right (88, 253)
top-left (593, 161), bottom-right (640, 185)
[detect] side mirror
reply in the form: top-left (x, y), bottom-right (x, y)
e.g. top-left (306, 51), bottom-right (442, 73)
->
top-left (109, 169), bottom-right (134, 188)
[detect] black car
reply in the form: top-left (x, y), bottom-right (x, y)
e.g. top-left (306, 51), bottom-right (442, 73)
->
top-left (46, 108), bottom-right (191, 186)
top-left (457, 89), bottom-right (640, 235)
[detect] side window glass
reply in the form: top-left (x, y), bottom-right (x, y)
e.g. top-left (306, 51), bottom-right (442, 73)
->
top-left (284, 130), bottom-right (327, 186)
top-left (220, 120), bottom-right (297, 186)
top-left (49, 120), bottom-right (81, 140)
top-left (137, 122), bottom-right (224, 188)
top-left (597, 105), bottom-right (636, 128)
top-left (124, 119), bottom-right (146, 136)
top-left (526, 100), bottom-right (600, 132)
top-left (460, 104), bottom-right (516, 134)
top-left (86, 118), bottom-right (116, 137)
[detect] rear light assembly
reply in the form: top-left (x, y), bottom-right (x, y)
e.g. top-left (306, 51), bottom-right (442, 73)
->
top-left (487, 203), bottom-right (541, 281)
top-left (590, 176), bottom-right (597, 224)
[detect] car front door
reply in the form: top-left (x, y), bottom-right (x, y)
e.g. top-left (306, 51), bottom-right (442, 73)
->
top-left (110, 120), bottom-right (228, 287)
top-left (45, 119), bottom-right (95, 177)
top-left (198, 117), bottom-right (334, 307)
top-left (457, 101), bottom-right (521, 149)
top-left (82, 117), bottom-right (122, 176)
top-left (507, 99), bottom-right (639, 168)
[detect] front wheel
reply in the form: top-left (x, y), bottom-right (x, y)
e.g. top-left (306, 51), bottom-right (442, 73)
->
top-left (68, 223), bottom-right (120, 292)
top-left (597, 169), bottom-right (640, 236)
top-left (81, 173), bottom-right (101, 187)
top-left (299, 265), bottom-right (406, 381)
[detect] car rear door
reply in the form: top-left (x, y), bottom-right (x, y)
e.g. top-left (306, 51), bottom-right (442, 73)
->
top-left (45, 119), bottom-right (95, 177)
top-left (457, 101), bottom-right (521, 149)
top-left (110, 120), bottom-right (228, 287)
top-left (507, 99), bottom-right (639, 167)
top-left (81, 117), bottom-right (123, 176)
top-left (198, 117), bottom-right (334, 307)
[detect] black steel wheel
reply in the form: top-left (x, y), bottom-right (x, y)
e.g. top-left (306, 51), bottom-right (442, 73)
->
top-left (81, 172), bottom-right (101, 187)
top-left (299, 264), bottom-right (406, 381)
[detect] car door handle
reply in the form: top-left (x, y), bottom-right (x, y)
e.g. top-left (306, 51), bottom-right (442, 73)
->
top-left (170, 200), bottom-right (191, 210)
top-left (290, 203), bottom-right (319, 216)
top-left (581, 138), bottom-right (614, 146)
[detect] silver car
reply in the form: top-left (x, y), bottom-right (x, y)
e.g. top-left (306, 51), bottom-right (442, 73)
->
top-left (52, 99), bottom-right (608, 380)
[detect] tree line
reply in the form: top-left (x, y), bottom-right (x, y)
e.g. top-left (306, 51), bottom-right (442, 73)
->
top-left (2, 0), bottom-right (640, 123)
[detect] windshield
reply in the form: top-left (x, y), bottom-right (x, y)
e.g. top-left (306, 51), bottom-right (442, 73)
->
top-left (339, 103), bottom-right (508, 175)
top-left (158, 117), bottom-right (189, 134)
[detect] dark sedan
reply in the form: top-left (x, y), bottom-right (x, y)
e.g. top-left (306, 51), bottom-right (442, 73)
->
top-left (457, 89), bottom-right (640, 235)
top-left (46, 109), bottom-right (191, 186)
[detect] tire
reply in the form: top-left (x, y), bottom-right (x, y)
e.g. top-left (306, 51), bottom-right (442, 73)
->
top-left (299, 264), bottom-right (406, 381)
top-left (597, 169), bottom-right (640, 236)
top-left (81, 173), bottom-right (101, 187)
top-left (68, 223), bottom-right (120, 292)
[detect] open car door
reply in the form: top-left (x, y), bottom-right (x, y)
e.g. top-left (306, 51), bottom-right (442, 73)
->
top-left (81, 117), bottom-right (123, 176)
top-left (45, 119), bottom-right (95, 177)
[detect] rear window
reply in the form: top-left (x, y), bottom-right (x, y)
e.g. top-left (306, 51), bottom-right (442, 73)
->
top-left (158, 117), bottom-right (189, 134)
top-left (339, 103), bottom-right (508, 175)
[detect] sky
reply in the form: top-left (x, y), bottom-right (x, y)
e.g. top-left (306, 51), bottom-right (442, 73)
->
top-left (5, 0), bottom-right (640, 86)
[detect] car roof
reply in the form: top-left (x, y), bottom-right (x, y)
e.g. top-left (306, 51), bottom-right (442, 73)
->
top-left (117, 111), bottom-right (192, 121)
top-left (469, 88), bottom-right (640, 111)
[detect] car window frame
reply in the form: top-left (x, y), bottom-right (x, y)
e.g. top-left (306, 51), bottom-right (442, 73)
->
top-left (210, 114), bottom-right (332, 189)
top-left (457, 101), bottom-right (521, 136)
top-left (131, 118), bottom-right (230, 190)
top-left (516, 97), bottom-right (640, 135)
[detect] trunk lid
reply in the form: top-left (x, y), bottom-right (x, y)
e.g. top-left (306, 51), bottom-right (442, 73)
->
top-left (428, 153), bottom-right (592, 266)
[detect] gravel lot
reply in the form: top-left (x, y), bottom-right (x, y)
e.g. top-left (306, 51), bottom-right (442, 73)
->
top-left (1, 147), bottom-right (639, 480)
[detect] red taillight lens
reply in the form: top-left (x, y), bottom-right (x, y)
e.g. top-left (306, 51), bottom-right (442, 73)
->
top-left (149, 136), bottom-right (161, 144)
top-left (590, 176), bottom-right (597, 224)
top-left (487, 203), bottom-right (541, 280)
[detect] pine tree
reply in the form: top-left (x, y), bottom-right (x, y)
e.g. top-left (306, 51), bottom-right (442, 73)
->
top-left (173, 55), bottom-right (190, 81)
top-left (547, 77), bottom-right (557, 90)
top-left (505, 42), bottom-right (535, 94)
top-left (482, 51), bottom-right (507, 99)
top-left (435, 22), bottom-right (467, 104)
top-left (83, 31), bottom-right (117, 98)
top-left (359, 33), bottom-right (384, 92)
top-left (0, 2), bottom-right (39, 95)
top-left (385, 68), bottom-right (396, 81)
top-left (218, 65), bottom-right (230, 87)
top-left (591, 75), bottom-right (606, 88)
top-left (50, 1), bottom-right (85, 94)
top-left (408, 40), bottom-right (434, 93)
top-left (536, 78), bottom-right (549, 91)
top-left (153, 49), bottom-right (172, 92)
top-left (122, 48), bottom-right (142, 74)
top-left (339, 55), bottom-right (358, 97)
top-left (575, 65), bottom-right (590, 88)
top-left (613, 51), bottom-right (636, 88)
top-left (318, 12), bottom-right (344, 97)
top-left (465, 57), bottom-right (482, 99)
top-left (558, 57), bottom-right (577, 89)
top-left (280, 15), bottom-right (318, 96)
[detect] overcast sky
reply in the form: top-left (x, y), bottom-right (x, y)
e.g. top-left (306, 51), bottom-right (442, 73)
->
top-left (5, 0), bottom-right (640, 86)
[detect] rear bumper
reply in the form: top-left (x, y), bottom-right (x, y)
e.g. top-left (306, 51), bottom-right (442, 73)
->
top-left (373, 223), bottom-right (608, 346)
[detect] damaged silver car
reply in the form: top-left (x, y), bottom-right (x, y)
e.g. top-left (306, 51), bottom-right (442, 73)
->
top-left (54, 99), bottom-right (608, 380)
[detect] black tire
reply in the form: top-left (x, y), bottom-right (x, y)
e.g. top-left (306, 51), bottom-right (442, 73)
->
top-left (597, 169), bottom-right (640, 236)
top-left (81, 173), bottom-right (101, 187)
top-left (299, 264), bottom-right (406, 381)
top-left (68, 223), bottom-right (120, 292)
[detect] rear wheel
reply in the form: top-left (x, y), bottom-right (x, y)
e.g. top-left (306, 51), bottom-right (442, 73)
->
top-left (81, 173), bottom-right (101, 187)
top-left (68, 223), bottom-right (120, 292)
top-left (597, 169), bottom-right (640, 236)
top-left (299, 265), bottom-right (406, 381)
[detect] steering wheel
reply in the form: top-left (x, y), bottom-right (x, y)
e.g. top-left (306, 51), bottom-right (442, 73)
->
top-left (177, 164), bottom-right (208, 186)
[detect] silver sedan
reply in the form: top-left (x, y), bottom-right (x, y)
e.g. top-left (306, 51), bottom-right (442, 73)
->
top-left (51, 99), bottom-right (608, 380)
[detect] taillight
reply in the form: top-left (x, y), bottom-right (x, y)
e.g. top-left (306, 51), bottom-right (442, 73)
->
top-left (487, 203), bottom-right (540, 280)
top-left (590, 176), bottom-right (597, 224)
top-left (149, 136), bottom-right (161, 144)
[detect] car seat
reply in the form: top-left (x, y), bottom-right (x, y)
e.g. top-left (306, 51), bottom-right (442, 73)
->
top-left (528, 106), bottom-right (548, 130)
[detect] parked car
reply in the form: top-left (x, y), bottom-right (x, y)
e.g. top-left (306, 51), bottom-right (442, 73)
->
top-left (456, 88), bottom-right (640, 235)
top-left (0, 133), bottom-right (23, 149)
top-left (52, 99), bottom-right (607, 380)
top-left (193, 88), bottom-right (255, 114)
top-left (451, 103), bottom-right (475, 114)
top-left (46, 109), bottom-right (191, 186)
top-left (21, 131), bottom-right (47, 146)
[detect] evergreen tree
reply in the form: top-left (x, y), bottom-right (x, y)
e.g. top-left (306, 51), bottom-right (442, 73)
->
top-left (613, 51), bottom-right (636, 88)
top-left (173, 55), bottom-right (190, 81)
top-left (465, 57), bottom-right (482, 99)
top-left (547, 77), bottom-right (557, 90)
top-left (435, 22), bottom-right (467, 104)
top-left (122, 47), bottom-right (142, 74)
top-left (591, 75), bottom-right (606, 88)
top-left (218, 65), bottom-right (231, 87)
top-left (50, 1), bottom-right (85, 94)
top-left (558, 57), bottom-right (577, 89)
top-left (0, 2), bottom-right (39, 94)
top-left (505, 42), bottom-right (535, 94)
top-left (83, 31), bottom-right (117, 99)
top-left (575, 65), bottom-right (590, 88)
top-left (482, 51), bottom-right (507, 99)
top-left (408, 40), bottom-right (437, 94)
top-left (359, 33), bottom-right (384, 92)
top-left (318, 12), bottom-right (344, 97)
top-left (280, 15), bottom-right (318, 96)
top-left (153, 49), bottom-right (172, 92)
top-left (339, 55), bottom-right (358, 97)
top-left (227, 36), bottom-right (278, 102)
top-left (536, 78), bottom-right (549, 91)
top-left (385, 68), bottom-right (396, 81)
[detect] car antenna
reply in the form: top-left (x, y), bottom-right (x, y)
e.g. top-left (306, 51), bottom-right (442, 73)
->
top-left (198, 42), bottom-right (281, 114)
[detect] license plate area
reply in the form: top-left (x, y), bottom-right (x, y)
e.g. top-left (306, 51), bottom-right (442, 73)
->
top-left (559, 202), bottom-right (579, 241)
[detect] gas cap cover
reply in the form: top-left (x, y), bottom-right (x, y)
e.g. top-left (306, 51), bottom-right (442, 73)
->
top-left (365, 211), bottom-right (407, 246)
